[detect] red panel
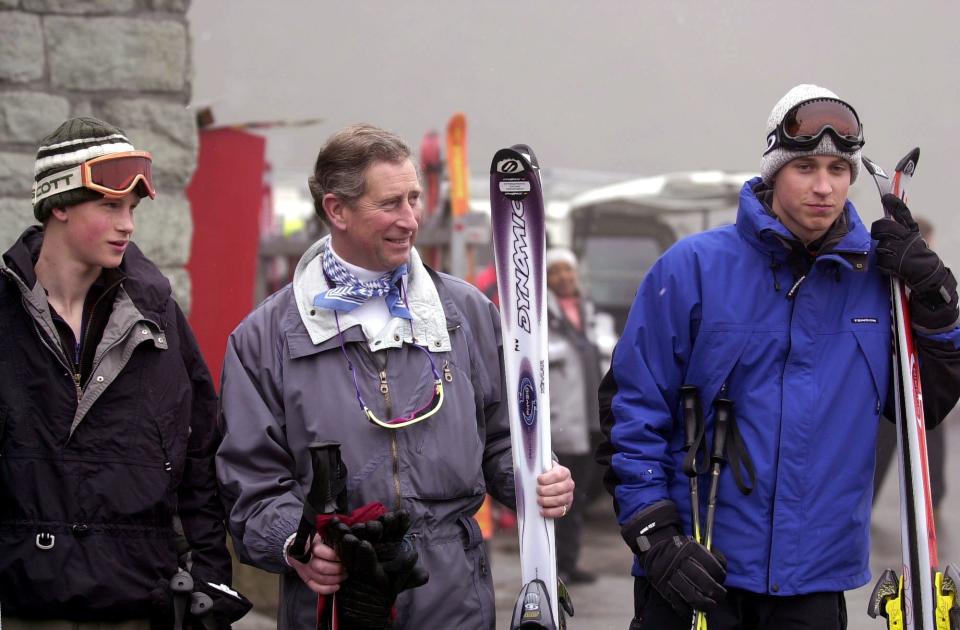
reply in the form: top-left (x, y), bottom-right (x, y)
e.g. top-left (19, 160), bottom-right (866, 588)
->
top-left (185, 128), bottom-right (266, 388)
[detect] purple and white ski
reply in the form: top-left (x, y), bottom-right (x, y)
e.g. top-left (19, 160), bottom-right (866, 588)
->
top-left (490, 145), bottom-right (568, 629)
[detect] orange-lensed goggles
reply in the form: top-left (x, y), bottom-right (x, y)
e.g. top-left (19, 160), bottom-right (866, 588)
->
top-left (33, 151), bottom-right (156, 206)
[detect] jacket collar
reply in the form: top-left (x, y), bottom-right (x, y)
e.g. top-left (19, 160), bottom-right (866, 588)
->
top-left (735, 177), bottom-right (872, 269)
top-left (292, 235), bottom-right (452, 352)
top-left (1, 226), bottom-right (171, 325)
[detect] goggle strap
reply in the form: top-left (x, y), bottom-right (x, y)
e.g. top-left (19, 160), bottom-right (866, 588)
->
top-left (32, 165), bottom-right (84, 205)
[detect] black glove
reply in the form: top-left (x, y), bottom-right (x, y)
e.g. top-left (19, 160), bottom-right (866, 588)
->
top-left (327, 511), bottom-right (429, 630)
top-left (872, 194), bottom-right (959, 330)
top-left (187, 576), bottom-right (253, 629)
top-left (621, 501), bottom-right (726, 618)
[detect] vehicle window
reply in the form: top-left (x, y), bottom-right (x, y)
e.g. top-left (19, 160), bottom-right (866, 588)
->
top-left (581, 235), bottom-right (662, 313)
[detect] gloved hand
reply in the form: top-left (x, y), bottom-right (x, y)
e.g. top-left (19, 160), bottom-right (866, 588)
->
top-left (872, 193), bottom-right (959, 330)
top-left (621, 501), bottom-right (726, 618)
top-left (326, 510), bottom-right (429, 630)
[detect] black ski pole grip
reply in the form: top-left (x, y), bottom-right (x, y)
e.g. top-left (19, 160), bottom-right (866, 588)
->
top-left (711, 385), bottom-right (733, 464)
top-left (288, 441), bottom-right (345, 564)
top-left (680, 385), bottom-right (707, 478)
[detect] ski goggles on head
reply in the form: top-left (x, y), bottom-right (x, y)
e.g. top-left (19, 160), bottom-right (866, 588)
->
top-left (335, 313), bottom-right (445, 430)
top-left (32, 151), bottom-right (156, 206)
top-left (764, 98), bottom-right (864, 155)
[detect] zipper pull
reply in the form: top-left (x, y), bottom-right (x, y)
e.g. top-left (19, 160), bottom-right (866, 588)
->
top-left (73, 372), bottom-right (82, 402)
top-left (443, 360), bottom-right (453, 383)
top-left (379, 370), bottom-right (389, 395)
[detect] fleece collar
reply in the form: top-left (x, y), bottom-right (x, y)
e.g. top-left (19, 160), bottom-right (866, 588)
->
top-left (292, 235), bottom-right (451, 352)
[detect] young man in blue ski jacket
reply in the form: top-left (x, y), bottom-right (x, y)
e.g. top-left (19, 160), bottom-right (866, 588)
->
top-left (599, 84), bottom-right (960, 629)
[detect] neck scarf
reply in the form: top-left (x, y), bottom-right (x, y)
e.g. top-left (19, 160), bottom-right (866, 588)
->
top-left (313, 242), bottom-right (412, 320)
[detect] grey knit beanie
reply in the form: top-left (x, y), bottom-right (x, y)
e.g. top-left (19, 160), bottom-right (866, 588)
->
top-left (760, 84), bottom-right (861, 185)
top-left (32, 117), bottom-right (137, 223)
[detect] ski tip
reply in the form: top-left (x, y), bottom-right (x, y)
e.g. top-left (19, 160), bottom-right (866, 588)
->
top-left (490, 146), bottom-right (534, 175)
top-left (894, 147), bottom-right (920, 176)
top-left (510, 144), bottom-right (539, 168)
top-left (861, 155), bottom-right (886, 179)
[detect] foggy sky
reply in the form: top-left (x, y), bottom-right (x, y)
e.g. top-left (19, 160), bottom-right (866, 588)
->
top-left (188, 1), bottom-right (960, 262)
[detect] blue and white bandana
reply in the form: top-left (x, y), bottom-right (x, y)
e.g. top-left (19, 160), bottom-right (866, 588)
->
top-left (313, 242), bottom-right (412, 320)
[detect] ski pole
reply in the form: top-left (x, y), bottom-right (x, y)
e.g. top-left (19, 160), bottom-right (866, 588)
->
top-left (691, 384), bottom-right (734, 630)
top-left (287, 442), bottom-right (348, 630)
top-left (680, 385), bottom-right (708, 547)
top-left (288, 442), bottom-right (347, 563)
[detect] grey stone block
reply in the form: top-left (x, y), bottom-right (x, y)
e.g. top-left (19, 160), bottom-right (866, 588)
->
top-left (125, 126), bottom-right (197, 190)
top-left (47, 17), bottom-right (187, 92)
top-left (0, 197), bottom-right (34, 252)
top-left (99, 99), bottom-right (197, 151)
top-left (160, 265), bottom-right (191, 314)
top-left (0, 12), bottom-right (44, 82)
top-left (0, 92), bottom-right (70, 143)
top-left (148, 0), bottom-right (189, 11)
top-left (0, 151), bottom-right (35, 198)
top-left (132, 191), bottom-right (192, 267)
top-left (0, 0), bottom-right (22, 9)
top-left (22, 0), bottom-right (135, 13)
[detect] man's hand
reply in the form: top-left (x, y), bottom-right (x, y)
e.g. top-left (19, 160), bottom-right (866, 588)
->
top-left (287, 535), bottom-right (346, 595)
top-left (622, 501), bottom-right (727, 618)
top-left (537, 462), bottom-right (575, 518)
top-left (871, 193), bottom-right (959, 330)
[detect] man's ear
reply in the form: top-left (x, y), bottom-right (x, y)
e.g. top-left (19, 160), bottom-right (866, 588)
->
top-left (322, 193), bottom-right (349, 230)
top-left (49, 206), bottom-right (69, 223)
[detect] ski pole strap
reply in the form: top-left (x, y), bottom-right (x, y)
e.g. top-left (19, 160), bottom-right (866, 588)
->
top-left (680, 385), bottom-right (710, 478)
top-left (722, 406), bottom-right (756, 496)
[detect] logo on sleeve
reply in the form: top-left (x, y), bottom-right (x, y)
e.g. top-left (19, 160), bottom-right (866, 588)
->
top-left (851, 317), bottom-right (879, 324)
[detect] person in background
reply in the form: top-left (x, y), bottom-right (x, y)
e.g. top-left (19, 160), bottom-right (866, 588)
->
top-left (546, 248), bottom-right (604, 585)
top-left (0, 117), bottom-right (245, 628)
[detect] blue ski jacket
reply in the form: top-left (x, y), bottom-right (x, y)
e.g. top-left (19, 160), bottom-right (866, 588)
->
top-left (608, 178), bottom-right (960, 596)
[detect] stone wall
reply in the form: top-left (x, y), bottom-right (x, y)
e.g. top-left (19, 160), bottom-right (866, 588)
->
top-left (0, 0), bottom-right (195, 310)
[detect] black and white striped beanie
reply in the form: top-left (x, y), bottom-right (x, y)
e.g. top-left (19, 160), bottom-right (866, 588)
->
top-left (33, 117), bottom-right (137, 222)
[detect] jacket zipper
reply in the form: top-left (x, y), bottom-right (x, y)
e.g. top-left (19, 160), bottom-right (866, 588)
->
top-left (73, 280), bottom-right (120, 397)
top-left (365, 346), bottom-right (403, 511)
top-left (768, 286), bottom-right (798, 592)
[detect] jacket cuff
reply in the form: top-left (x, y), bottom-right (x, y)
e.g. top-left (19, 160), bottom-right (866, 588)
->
top-left (620, 499), bottom-right (681, 556)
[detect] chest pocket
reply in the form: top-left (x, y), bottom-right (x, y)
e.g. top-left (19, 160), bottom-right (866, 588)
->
top-left (853, 329), bottom-right (892, 416)
top-left (682, 326), bottom-right (754, 411)
top-left (398, 327), bottom-right (485, 501)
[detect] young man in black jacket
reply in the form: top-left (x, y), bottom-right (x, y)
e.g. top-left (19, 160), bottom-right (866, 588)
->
top-left (0, 118), bottom-right (247, 628)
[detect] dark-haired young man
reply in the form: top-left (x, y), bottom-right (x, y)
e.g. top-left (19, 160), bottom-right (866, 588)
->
top-left (0, 118), bottom-right (239, 627)
top-left (601, 85), bottom-right (960, 629)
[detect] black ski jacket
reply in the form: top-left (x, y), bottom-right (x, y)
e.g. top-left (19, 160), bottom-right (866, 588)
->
top-left (0, 227), bottom-right (231, 620)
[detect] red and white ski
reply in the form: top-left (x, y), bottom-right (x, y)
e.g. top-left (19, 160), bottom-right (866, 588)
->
top-left (863, 150), bottom-right (959, 630)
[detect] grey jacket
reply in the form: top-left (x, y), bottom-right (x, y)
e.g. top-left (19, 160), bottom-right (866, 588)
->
top-left (216, 241), bottom-right (514, 629)
top-left (547, 292), bottom-right (602, 455)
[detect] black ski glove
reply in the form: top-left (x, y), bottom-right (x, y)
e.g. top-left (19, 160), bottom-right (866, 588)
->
top-left (326, 511), bottom-right (429, 630)
top-left (871, 194), bottom-right (959, 330)
top-left (186, 576), bottom-right (253, 629)
top-left (621, 500), bottom-right (727, 618)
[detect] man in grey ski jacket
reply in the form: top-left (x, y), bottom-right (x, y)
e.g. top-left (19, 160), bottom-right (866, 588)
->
top-left (216, 124), bottom-right (574, 629)
top-left (599, 85), bottom-right (960, 629)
